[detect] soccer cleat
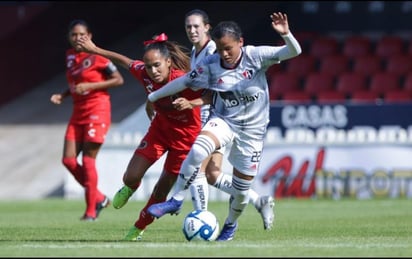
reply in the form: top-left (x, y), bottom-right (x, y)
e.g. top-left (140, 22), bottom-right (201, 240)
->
top-left (147, 197), bottom-right (183, 218)
top-left (255, 195), bottom-right (275, 230)
top-left (80, 215), bottom-right (96, 222)
top-left (113, 186), bottom-right (135, 209)
top-left (123, 226), bottom-right (145, 241)
top-left (95, 196), bottom-right (110, 217)
top-left (216, 221), bottom-right (238, 241)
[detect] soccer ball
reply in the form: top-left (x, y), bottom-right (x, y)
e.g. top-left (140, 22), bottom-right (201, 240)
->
top-left (182, 209), bottom-right (220, 241)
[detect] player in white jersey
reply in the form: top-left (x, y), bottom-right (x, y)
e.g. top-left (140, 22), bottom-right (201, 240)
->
top-left (173, 8), bottom-right (275, 230)
top-left (147, 12), bottom-right (302, 241)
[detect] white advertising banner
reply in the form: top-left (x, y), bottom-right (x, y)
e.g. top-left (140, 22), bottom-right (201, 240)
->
top-left (64, 144), bottom-right (412, 200)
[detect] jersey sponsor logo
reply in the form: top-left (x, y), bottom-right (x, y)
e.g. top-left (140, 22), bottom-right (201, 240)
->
top-left (219, 91), bottom-right (260, 108)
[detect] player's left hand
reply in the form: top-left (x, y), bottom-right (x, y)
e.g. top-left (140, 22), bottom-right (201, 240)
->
top-left (270, 12), bottom-right (289, 35)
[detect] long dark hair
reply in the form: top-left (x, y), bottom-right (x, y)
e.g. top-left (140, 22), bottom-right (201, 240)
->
top-left (144, 36), bottom-right (191, 72)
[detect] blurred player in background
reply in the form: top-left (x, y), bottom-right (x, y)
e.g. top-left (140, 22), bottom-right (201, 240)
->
top-left (78, 32), bottom-right (202, 240)
top-left (170, 8), bottom-right (275, 230)
top-left (148, 12), bottom-right (302, 241)
top-left (50, 19), bottom-right (124, 221)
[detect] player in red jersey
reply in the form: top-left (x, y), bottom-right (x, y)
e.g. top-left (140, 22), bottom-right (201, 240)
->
top-left (78, 32), bottom-right (202, 240)
top-left (50, 19), bottom-right (124, 221)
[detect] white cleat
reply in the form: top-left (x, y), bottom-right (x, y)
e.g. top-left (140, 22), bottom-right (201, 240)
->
top-left (256, 195), bottom-right (275, 230)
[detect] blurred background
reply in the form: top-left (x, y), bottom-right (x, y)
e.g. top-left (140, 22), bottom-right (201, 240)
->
top-left (0, 1), bottom-right (411, 201)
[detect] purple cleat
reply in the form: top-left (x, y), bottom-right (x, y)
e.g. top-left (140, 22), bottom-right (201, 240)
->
top-left (148, 197), bottom-right (183, 218)
top-left (216, 221), bottom-right (238, 241)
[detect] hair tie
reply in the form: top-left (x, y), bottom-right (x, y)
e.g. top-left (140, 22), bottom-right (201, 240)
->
top-left (143, 33), bottom-right (168, 46)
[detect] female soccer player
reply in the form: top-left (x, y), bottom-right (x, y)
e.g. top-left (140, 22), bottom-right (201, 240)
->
top-left (173, 8), bottom-right (275, 230)
top-left (147, 12), bottom-right (302, 241)
top-left (50, 19), bottom-right (124, 221)
top-left (77, 32), bottom-right (202, 240)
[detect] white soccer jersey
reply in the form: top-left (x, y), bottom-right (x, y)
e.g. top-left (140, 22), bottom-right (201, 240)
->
top-left (187, 44), bottom-right (289, 137)
top-left (190, 39), bottom-right (216, 68)
top-left (190, 40), bottom-right (216, 126)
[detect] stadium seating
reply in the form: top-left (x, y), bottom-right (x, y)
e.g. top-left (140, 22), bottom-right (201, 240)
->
top-left (402, 73), bottom-right (412, 94)
top-left (293, 31), bottom-right (319, 53)
top-left (385, 55), bottom-right (412, 77)
top-left (319, 54), bottom-right (350, 76)
top-left (268, 72), bottom-right (301, 100)
top-left (384, 90), bottom-right (412, 103)
top-left (342, 35), bottom-right (372, 58)
top-left (350, 90), bottom-right (380, 103)
top-left (316, 90), bottom-right (347, 104)
top-left (309, 36), bottom-right (339, 58)
top-left (303, 73), bottom-right (335, 96)
top-left (375, 36), bottom-right (404, 58)
top-left (285, 54), bottom-right (317, 77)
top-left (336, 72), bottom-right (368, 96)
top-left (352, 55), bottom-right (383, 77)
top-left (281, 91), bottom-right (312, 104)
top-left (369, 72), bottom-right (400, 95)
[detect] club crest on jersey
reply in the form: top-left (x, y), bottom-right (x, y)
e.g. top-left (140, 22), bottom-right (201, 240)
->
top-left (82, 58), bottom-right (92, 68)
top-left (138, 140), bottom-right (148, 149)
top-left (145, 79), bottom-right (154, 92)
top-left (242, 69), bottom-right (253, 79)
top-left (189, 69), bottom-right (198, 79)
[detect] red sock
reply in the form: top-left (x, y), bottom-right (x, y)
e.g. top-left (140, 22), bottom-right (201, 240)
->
top-left (135, 195), bottom-right (166, 230)
top-left (83, 156), bottom-right (100, 217)
top-left (62, 157), bottom-right (84, 186)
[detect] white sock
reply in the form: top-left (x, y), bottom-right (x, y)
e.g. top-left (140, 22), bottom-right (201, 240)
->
top-left (213, 173), bottom-right (258, 206)
top-left (172, 135), bottom-right (215, 202)
top-left (189, 172), bottom-right (209, 210)
top-left (226, 175), bottom-right (252, 224)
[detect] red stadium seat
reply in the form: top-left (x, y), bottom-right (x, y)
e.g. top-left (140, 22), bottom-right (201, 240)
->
top-left (285, 54), bottom-right (317, 77)
top-left (282, 91), bottom-right (312, 104)
top-left (342, 35), bottom-right (372, 58)
top-left (303, 73), bottom-right (335, 96)
top-left (369, 72), bottom-right (400, 95)
top-left (269, 72), bottom-right (301, 100)
top-left (350, 90), bottom-right (380, 103)
top-left (317, 90), bottom-right (347, 104)
top-left (403, 73), bottom-right (412, 93)
top-left (407, 41), bottom-right (412, 56)
top-left (385, 55), bottom-right (412, 77)
top-left (310, 36), bottom-right (339, 58)
top-left (319, 55), bottom-right (350, 76)
top-left (336, 72), bottom-right (368, 96)
top-left (266, 64), bottom-right (282, 78)
top-left (384, 90), bottom-right (412, 103)
top-left (352, 55), bottom-right (383, 77)
top-left (294, 31), bottom-right (320, 52)
top-left (375, 36), bottom-right (404, 58)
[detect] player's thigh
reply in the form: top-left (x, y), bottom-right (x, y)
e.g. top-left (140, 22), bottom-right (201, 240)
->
top-left (201, 116), bottom-right (234, 149)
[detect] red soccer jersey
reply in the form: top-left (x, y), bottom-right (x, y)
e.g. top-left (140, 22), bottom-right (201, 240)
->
top-left (65, 49), bottom-right (113, 124)
top-left (129, 60), bottom-right (202, 149)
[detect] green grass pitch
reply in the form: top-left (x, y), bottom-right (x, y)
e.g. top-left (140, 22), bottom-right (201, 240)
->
top-left (0, 198), bottom-right (411, 257)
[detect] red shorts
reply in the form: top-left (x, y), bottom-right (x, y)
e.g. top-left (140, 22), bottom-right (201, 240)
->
top-left (65, 122), bottom-right (110, 144)
top-left (134, 128), bottom-right (194, 175)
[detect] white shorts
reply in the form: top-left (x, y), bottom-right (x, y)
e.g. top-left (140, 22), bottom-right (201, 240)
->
top-left (202, 116), bottom-right (264, 176)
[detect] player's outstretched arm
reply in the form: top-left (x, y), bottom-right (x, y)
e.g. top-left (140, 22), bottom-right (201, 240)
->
top-left (77, 35), bottom-right (133, 70)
